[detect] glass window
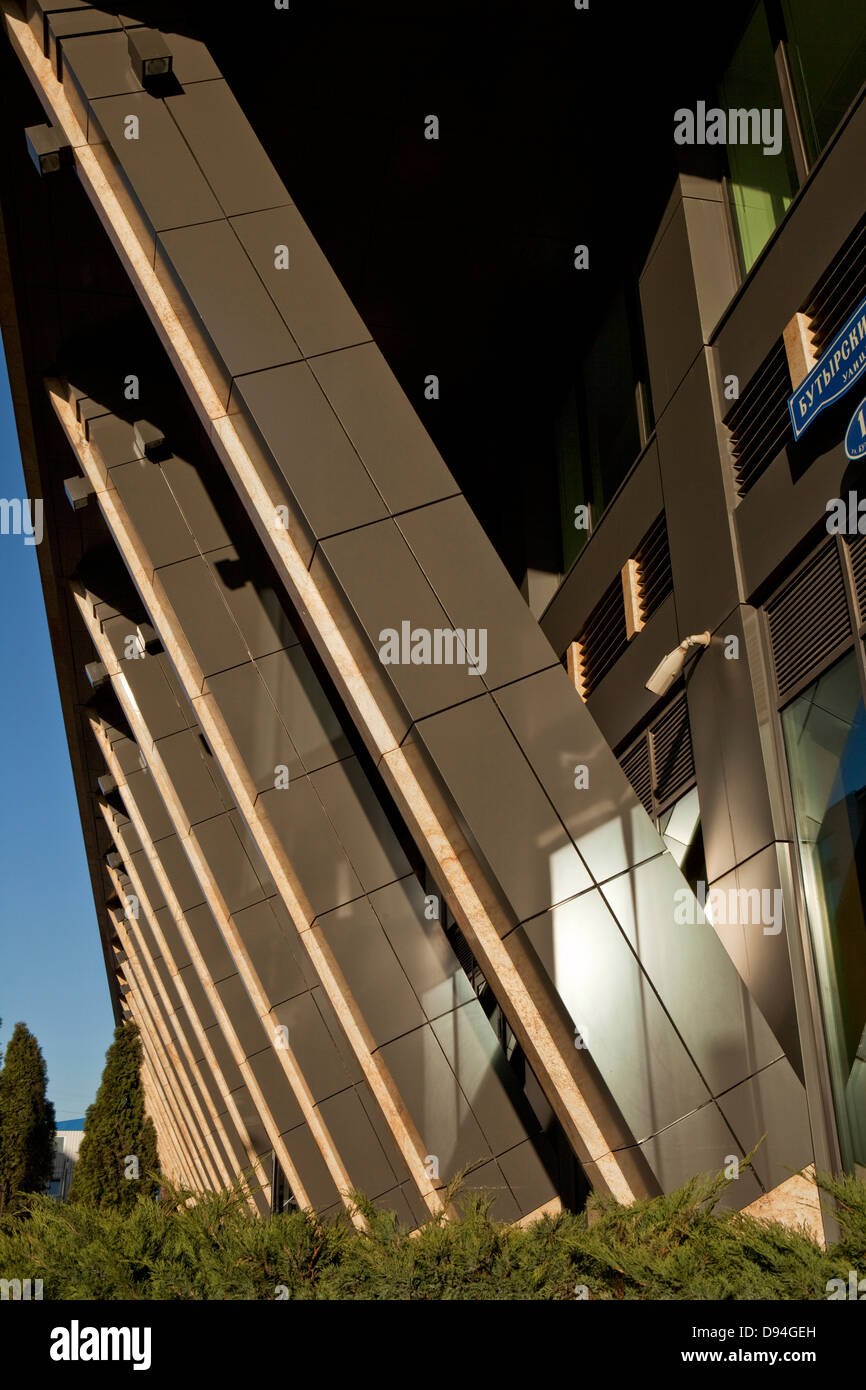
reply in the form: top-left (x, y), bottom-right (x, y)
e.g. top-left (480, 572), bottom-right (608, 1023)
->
top-left (782, 651), bottom-right (866, 1170)
top-left (658, 785), bottom-right (707, 899)
top-left (557, 284), bottom-right (651, 571)
top-left (720, 3), bottom-right (798, 273)
top-left (783, 0), bottom-right (866, 165)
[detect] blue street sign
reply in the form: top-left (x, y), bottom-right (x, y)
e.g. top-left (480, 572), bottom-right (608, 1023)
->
top-left (788, 294), bottom-right (866, 440)
top-left (844, 394), bottom-right (866, 462)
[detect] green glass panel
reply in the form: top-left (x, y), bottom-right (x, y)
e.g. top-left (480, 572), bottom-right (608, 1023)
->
top-left (720, 4), bottom-right (797, 272)
top-left (783, 0), bottom-right (866, 164)
top-left (556, 286), bottom-right (646, 571)
top-left (782, 651), bottom-right (866, 1170)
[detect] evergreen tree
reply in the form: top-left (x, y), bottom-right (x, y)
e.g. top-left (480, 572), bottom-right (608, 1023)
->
top-left (0, 1021), bottom-right (56, 1213)
top-left (69, 1023), bottom-right (160, 1211)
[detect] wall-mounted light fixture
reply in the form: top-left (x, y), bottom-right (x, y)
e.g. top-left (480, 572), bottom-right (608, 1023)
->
top-left (132, 419), bottom-right (165, 460)
top-left (645, 631), bottom-right (711, 697)
top-left (127, 28), bottom-right (173, 85)
top-left (84, 660), bottom-right (109, 690)
top-left (24, 123), bottom-right (70, 176)
top-left (64, 476), bottom-right (94, 510)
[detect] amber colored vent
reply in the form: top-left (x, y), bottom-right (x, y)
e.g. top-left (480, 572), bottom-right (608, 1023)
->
top-left (805, 213), bottom-right (866, 355)
top-left (728, 211), bottom-right (866, 500)
top-left (725, 339), bottom-right (792, 498)
top-left (620, 738), bottom-right (653, 815)
top-left (766, 540), bottom-right (850, 702)
top-left (575, 575), bottom-right (628, 698)
top-left (633, 512), bottom-right (673, 620)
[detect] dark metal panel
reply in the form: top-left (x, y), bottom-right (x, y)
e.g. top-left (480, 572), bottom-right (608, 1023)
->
top-left (318, 518), bottom-right (488, 723)
top-left (431, 999), bottom-right (537, 1156)
top-left (165, 80), bottom-right (290, 218)
top-left (214, 972), bottom-right (266, 1061)
top-left (716, 1056), bottom-right (814, 1193)
top-left (518, 891), bottom-right (712, 1139)
top-left (655, 352), bottom-right (740, 637)
top-left (315, 897), bottom-right (426, 1048)
top-left (233, 361), bottom-right (389, 539)
top-left (308, 341), bottom-right (457, 510)
top-left (232, 206), bottom-right (370, 359)
top-left (495, 665), bottom-right (663, 885)
top-left (640, 201), bottom-right (703, 421)
top-left (255, 646), bottom-right (351, 773)
top-left (414, 692), bottom-right (593, 925)
top-left (268, 991), bottom-right (355, 1105)
top-left (311, 756), bottom-right (411, 894)
top-left (370, 875), bottom-right (476, 1022)
top-left (232, 898), bottom-right (308, 1007)
top-left (397, 494), bottom-right (557, 692)
top-left (159, 220), bottom-right (301, 381)
top-left (257, 778), bottom-right (363, 918)
top-left (156, 555), bottom-right (250, 680)
top-left (88, 92), bottom-right (224, 231)
top-left (601, 855), bottom-right (783, 1095)
top-left (205, 660), bottom-right (303, 793)
top-left (378, 1023), bottom-right (493, 1182)
top-left (194, 813), bottom-right (270, 915)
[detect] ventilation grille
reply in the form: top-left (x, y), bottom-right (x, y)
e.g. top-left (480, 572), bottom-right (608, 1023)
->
top-left (621, 738), bottom-right (653, 815)
top-left (634, 512), bottom-right (673, 620)
top-left (725, 339), bottom-right (792, 497)
top-left (619, 692), bottom-right (695, 816)
top-left (848, 532), bottom-right (866, 624)
top-left (766, 540), bottom-right (850, 702)
top-left (577, 575), bottom-right (628, 698)
top-left (805, 214), bottom-right (866, 355)
top-left (650, 692), bottom-right (695, 808)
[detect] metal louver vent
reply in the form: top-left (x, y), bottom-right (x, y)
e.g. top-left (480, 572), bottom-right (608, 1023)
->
top-left (621, 738), bottom-right (653, 815)
top-left (650, 691), bottom-right (695, 808)
top-left (634, 512), bottom-right (673, 619)
top-left (725, 340), bottom-right (792, 497)
top-left (805, 214), bottom-right (866, 355)
top-left (577, 575), bottom-right (628, 698)
top-left (619, 690), bottom-right (695, 818)
top-left (766, 541), bottom-right (850, 702)
top-left (848, 533), bottom-right (866, 624)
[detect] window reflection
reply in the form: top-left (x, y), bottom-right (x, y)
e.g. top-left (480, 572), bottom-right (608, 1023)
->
top-left (783, 0), bottom-right (866, 165)
top-left (782, 652), bottom-right (866, 1170)
top-left (719, 3), bottom-right (797, 273)
top-left (658, 785), bottom-right (706, 898)
top-left (557, 284), bottom-right (651, 571)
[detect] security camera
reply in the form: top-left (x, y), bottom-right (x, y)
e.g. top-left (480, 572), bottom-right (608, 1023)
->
top-left (645, 632), bottom-right (711, 697)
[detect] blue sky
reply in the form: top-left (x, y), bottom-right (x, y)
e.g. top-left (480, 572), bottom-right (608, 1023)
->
top-left (0, 339), bottom-right (113, 1120)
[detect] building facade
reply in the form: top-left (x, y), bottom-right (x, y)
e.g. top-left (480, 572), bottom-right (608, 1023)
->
top-left (0, 0), bottom-right (862, 1235)
top-left (48, 1122), bottom-right (85, 1201)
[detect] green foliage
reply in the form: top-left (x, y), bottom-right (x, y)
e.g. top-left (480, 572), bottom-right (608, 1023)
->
top-left (0, 1022), bottom-right (56, 1214)
top-left (0, 1165), bottom-right (863, 1300)
top-left (68, 1023), bottom-right (159, 1212)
